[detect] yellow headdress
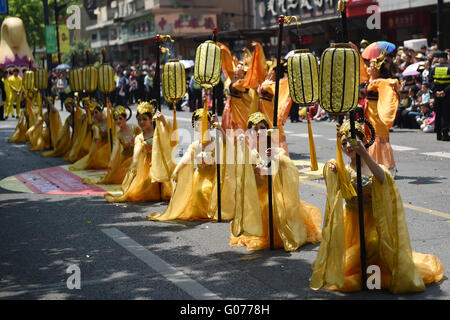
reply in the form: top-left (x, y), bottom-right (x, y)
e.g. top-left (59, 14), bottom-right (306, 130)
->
top-left (87, 101), bottom-right (102, 113)
top-left (137, 100), bottom-right (155, 117)
top-left (337, 119), bottom-right (376, 149)
top-left (113, 105), bottom-right (128, 119)
top-left (191, 108), bottom-right (212, 128)
top-left (64, 97), bottom-right (74, 106)
top-left (247, 112), bottom-right (270, 128)
top-left (369, 47), bottom-right (388, 71)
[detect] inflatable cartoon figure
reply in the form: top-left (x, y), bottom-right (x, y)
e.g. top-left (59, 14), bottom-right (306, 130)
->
top-left (0, 17), bottom-right (35, 71)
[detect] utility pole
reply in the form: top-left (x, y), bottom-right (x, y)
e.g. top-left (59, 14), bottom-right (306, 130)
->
top-left (437, 0), bottom-right (444, 49)
top-left (43, 0), bottom-right (52, 69)
top-left (55, 1), bottom-right (61, 65)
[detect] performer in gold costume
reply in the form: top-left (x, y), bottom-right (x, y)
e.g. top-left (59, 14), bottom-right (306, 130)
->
top-left (62, 96), bottom-right (92, 163)
top-left (257, 61), bottom-right (292, 154)
top-left (147, 108), bottom-right (241, 222)
top-left (104, 101), bottom-right (172, 203)
top-left (25, 97), bottom-right (62, 151)
top-left (310, 120), bottom-right (444, 293)
top-left (362, 48), bottom-right (400, 175)
top-left (41, 97), bottom-right (76, 158)
top-left (220, 42), bottom-right (264, 132)
top-left (230, 112), bottom-right (322, 251)
top-left (69, 101), bottom-right (110, 170)
top-left (8, 88), bottom-right (39, 143)
top-left (83, 105), bottom-right (141, 185)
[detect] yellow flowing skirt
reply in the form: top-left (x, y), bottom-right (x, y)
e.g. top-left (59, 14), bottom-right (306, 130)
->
top-left (41, 116), bottom-right (72, 158)
top-left (69, 139), bottom-right (111, 171)
top-left (104, 151), bottom-right (171, 203)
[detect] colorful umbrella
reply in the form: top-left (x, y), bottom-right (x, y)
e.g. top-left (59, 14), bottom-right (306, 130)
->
top-left (402, 62), bottom-right (425, 77)
top-left (362, 41), bottom-right (396, 60)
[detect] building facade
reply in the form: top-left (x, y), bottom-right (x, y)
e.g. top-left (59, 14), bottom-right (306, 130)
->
top-left (84, 0), bottom-right (253, 64)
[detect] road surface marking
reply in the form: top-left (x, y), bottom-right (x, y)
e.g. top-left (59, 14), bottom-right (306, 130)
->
top-left (300, 180), bottom-right (450, 220)
top-left (391, 145), bottom-right (418, 151)
top-left (421, 152), bottom-right (450, 159)
top-left (290, 133), bottom-right (322, 138)
top-left (102, 228), bottom-right (221, 300)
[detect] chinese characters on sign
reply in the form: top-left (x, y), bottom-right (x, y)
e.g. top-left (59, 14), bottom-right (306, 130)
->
top-left (256, 0), bottom-right (338, 29)
top-left (155, 14), bottom-right (217, 36)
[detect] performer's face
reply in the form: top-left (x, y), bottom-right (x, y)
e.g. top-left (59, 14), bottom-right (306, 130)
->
top-left (65, 103), bottom-right (73, 113)
top-left (368, 62), bottom-right (380, 78)
top-left (93, 108), bottom-right (103, 121)
top-left (341, 135), bottom-right (366, 159)
top-left (194, 119), bottom-right (212, 133)
top-left (115, 115), bottom-right (126, 128)
top-left (137, 114), bottom-right (152, 131)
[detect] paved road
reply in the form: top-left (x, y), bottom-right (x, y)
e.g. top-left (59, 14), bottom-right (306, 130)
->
top-left (0, 102), bottom-right (448, 303)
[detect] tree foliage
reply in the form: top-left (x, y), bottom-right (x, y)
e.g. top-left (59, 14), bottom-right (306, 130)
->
top-left (62, 39), bottom-right (100, 67)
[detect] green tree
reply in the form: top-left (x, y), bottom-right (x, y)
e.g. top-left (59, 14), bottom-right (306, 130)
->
top-left (62, 39), bottom-right (100, 67)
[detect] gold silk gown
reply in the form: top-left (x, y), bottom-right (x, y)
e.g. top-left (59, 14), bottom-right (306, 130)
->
top-left (8, 91), bottom-right (39, 143)
top-left (63, 106), bottom-right (92, 163)
top-left (69, 121), bottom-right (111, 171)
top-left (221, 43), bottom-right (265, 132)
top-left (230, 147), bottom-right (322, 251)
top-left (257, 78), bottom-right (292, 154)
top-left (365, 79), bottom-right (399, 170)
top-left (104, 120), bottom-right (173, 203)
top-left (25, 109), bottom-right (62, 151)
top-left (221, 80), bottom-right (259, 132)
top-left (147, 133), bottom-right (259, 223)
top-left (83, 125), bottom-right (141, 185)
top-left (310, 161), bottom-right (444, 293)
top-left (40, 112), bottom-right (74, 158)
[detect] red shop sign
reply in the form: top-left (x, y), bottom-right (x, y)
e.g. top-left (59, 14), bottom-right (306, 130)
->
top-left (346, 0), bottom-right (379, 18)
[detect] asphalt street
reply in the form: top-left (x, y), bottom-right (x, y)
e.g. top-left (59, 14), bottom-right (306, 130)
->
top-left (0, 102), bottom-right (449, 303)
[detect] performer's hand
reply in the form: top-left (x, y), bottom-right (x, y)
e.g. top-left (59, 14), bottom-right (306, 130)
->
top-left (211, 114), bottom-right (219, 124)
top-left (351, 139), bottom-right (368, 158)
top-left (328, 162), bottom-right (337, 173)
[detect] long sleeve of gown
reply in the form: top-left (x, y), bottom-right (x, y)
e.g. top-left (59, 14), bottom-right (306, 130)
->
top-left (310, 159), bottom-right (346, 290)
top-left (242, 43), bottom-right (267, 89)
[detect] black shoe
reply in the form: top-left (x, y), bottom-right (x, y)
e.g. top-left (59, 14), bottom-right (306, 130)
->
top-left (442, 136), bottom-right (450, 141)
top-left (437, 135), bottom-right (442, 141)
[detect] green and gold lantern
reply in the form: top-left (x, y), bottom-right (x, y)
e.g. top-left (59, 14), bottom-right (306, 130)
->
top-left (23, 69), bottom-right (34, 91)
top-left (194, 40), bottom-right (222, 89)
top-left (83, 64), bottom-right (98, 93)
top-left (162, 59), bottom-right (186, 147)
top-left (98, 48), bottom-right (115, 151)
top-left (98, 63), bottom-right (115, 95)
top-left (69, 67), bottom-right (83, 93)
top-left (162, 59), bottom-right (186, 104)
top-left (34, 68), bottom-right (48, 91)
top-left (82, 50), bottom-right (98, 93)
top-left (287, 49), bottom-right (319, 106)
top-left (319, 43), bottom-right (359, 115)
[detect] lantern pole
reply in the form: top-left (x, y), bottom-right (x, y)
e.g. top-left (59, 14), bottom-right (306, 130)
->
top-left (85, 50), bottom-right (93, 128)
top-left (339, 0), bottom-right (367, 291)
top-left (267, 15), bottom-right (285, 250)
top-left (102, 48), bottom-right (114, 153)
top-left (155, 35), bottom-right (161, 112)
top-left (71, 52), bottom-right (76, 141)
top-left (212, 27), bottom-right (222, 223)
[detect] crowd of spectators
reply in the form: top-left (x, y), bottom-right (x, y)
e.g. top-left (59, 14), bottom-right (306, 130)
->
top-left (289, 41), bottom-right (450, 137)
